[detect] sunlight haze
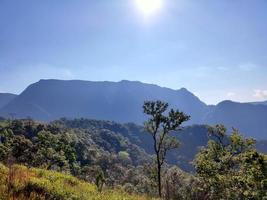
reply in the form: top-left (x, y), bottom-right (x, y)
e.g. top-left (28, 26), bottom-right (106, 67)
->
top-left (135, 0), bottom-right (163, 17)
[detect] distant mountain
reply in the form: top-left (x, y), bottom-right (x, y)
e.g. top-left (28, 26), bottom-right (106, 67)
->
top-left (0, 93), bottom-right (17, 109)
top-left (250, 101), bottom-right (267, 106)
top-left (0, 79), bottom-right (207, 124)
top-left (204, 101), bottom-right (267, 139)
top-left (0, 79), bottom-right (267, 139)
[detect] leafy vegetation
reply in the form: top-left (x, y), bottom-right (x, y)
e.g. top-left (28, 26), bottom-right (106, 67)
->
top-left (0, 114), bottom-right (266, 199)
top-left (58, 118), bottom-right (210, 172)
top-left (0, 119), bottom-right (156, 195)
top-left (195, 125), bottom-right (267, 199)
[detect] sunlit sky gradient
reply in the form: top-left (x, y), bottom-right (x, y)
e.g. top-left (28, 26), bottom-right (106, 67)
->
top-left (0, 0), bottom-right (267, 104)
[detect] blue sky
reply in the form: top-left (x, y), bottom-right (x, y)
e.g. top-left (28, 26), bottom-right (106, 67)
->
top-left (0, 0), bottom-right (267, 104)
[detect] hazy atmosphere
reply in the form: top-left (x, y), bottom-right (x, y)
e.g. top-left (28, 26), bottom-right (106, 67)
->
top-left (0, 1), bottom-right (267, 199)
top-left (1, 0), bottom-right (267, 104)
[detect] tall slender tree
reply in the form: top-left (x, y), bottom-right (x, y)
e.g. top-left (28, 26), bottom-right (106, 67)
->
top-left (143, 100), bottom-right (190, 197)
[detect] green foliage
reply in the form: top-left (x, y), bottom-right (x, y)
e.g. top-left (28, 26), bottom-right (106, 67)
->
top-left (119, 151), bottom-right (130, 161)
top-left (57, 118), bottom-right (212, 172)
top-left (194, 125), bottom-right (267, 200)
top-left (0, 120), bottom-right (78, 173)
top-left (0, 119), bottom-right (156, 196)
top-left (1, 118), bottom-right (266, 199)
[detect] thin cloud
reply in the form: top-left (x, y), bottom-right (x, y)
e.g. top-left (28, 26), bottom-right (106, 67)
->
top-left (253, 89), bottom-right (267, 99)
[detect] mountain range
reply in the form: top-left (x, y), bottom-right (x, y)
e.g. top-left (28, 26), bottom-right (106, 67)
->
top-left (251, 101), bottom-right (267, 106)
top-left (0, 79), bottom-right (266, 139)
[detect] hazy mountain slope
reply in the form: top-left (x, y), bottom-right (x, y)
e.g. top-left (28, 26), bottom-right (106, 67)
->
top-left (204, 101), bottom-right (267, 139)
top-left (0, 93), bottom-right (17, 109)
top-left (0, 79), bottom-right (207, 124)
top-left (250, 101), bottom-right (267, 106)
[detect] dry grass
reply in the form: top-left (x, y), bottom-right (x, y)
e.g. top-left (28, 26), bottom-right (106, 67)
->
top-left (0, 163), bottom-right (157, 200)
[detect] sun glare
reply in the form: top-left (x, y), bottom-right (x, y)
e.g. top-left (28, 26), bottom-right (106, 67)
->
top-left (135, 0), bottom-right (163, 17)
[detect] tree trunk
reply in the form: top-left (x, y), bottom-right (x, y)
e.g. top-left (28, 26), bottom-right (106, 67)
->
top-left (157, 155), bottom-right (162, 198)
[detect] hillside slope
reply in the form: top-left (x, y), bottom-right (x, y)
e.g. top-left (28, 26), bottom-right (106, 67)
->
top-left (0, 93), bottom-right (17, 109)
top-left (60, 118), bottom-right (267, 171)
top-left (57, 119), bottom-right (210, 172)
top-left (0, 164), bottom-right (156, 200)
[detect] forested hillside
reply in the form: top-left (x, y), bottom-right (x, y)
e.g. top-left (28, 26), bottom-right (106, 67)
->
top-left (59, 118), bottom-right (267, 171)
top-left (58, 118), bottom-right (209, 172)
top-left (0, 119), bottom-right (154, 192)
top-left (0, 118), bottom-right (198, 198)
top-left (1, 118), bottom-right (266, 199)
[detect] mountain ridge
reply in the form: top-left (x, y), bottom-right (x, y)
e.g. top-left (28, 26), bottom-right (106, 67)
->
top-left (0, 79), bottom-right (266, 139)
top-left (0, 79), bottom-right (207, 123)
top-left (0, 93), bottom-right (17, 109)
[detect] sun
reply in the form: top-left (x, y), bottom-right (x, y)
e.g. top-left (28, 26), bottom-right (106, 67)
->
top-left (135, 0), bottom-right (163, 17)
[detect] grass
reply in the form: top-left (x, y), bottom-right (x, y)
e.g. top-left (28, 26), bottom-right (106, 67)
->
top-left (0, 163), bottom-right (157, 200)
